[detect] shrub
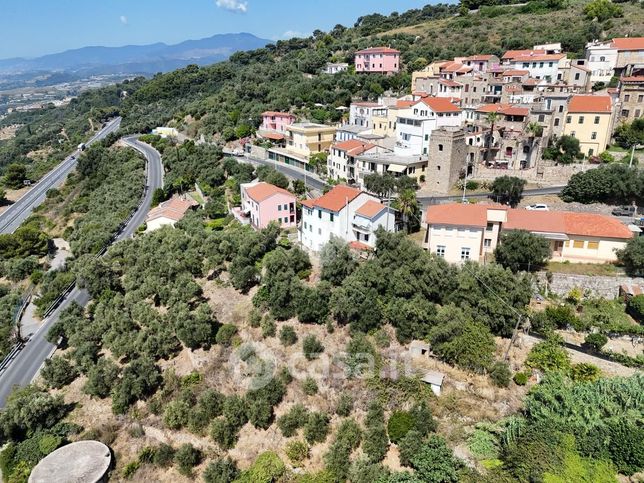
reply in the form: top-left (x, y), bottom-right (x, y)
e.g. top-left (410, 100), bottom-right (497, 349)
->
top-left (248, 309), bottom-right (262, 328)
top-left (387, 411), bottom-right (415, 444)
top-left (122, 461), bottom-right (140, 479)
top-left (304, 412), bottom-right (330, 444)
top-left (239, 451), bottom-right (285, 482)
top-left (41, 356), bottom-right (78, 389)
top-left (303, 335), bottom-right (324, 360)
top-left (285, 440), bottom-right (309, 466)
top-left (584, 333), bottom-right (608, 352)
top-left (525, 336), bottom-right (570, 372)
top-left (174, 443), bottom-right (202, 476)
top-left (261, 314), bottom-right (276, 338)
top-left (279, 325), bottom-right (298, 346)
top-left (570, 363), bottom-right (601, 382)
top-left (203, 457), bottom-right (239, 483)
top-left (163, 400), bottom-right (190, 429)
top-left (627, 295), bottom-right (644, 322)
top-left (513, 372), bottom-right (529, 385)
top-left (398, 429), bottom-right (423, 467)
top-left (215, 324), bottom-right (238, 346)
top-left (152, 443), bottom-right (175, 467)
top-left (489, 361), bottom-right (511, 388)
top-left (336, 393), bottom-right (353, 417)
top-left (277, 404), bottom-right (308, 437)
top-left (210, 418), bottom-right (239, 450)
top-left (302, 377), bottom-right (319, 396)
top-left (468, 429), bottom-right (500, 460)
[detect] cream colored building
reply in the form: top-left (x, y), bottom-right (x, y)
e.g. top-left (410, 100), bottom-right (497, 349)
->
top-left (563, 95), bottom-right (613, 157)
top-left (424, 203), bottom-right (634, 265)
top-left (285, 122), bottom-right (337, 158)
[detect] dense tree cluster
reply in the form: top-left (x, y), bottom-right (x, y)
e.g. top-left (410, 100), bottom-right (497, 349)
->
top-left (561, 164), bottom-right (644, 205)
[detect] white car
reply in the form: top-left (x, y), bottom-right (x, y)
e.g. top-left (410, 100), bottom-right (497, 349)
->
top-left (526, 204), bottom-right (549, 211)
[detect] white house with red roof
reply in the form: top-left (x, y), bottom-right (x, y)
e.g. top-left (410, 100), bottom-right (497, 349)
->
top-left (240, 181), bottom-right (297, 230)
top-left (503, 50), bottom-right (567, 82)
top-left (349, 101), bottom-right (387, 128)
top-left (327, 139), bottom-right (382, 182)
top-left (424, 203), bottom-right (635, 265)
top-left (146, 195), bottom-right (198, 232)
top-left (299, 185), bottom-right (396, 251)
top-left (394, 97), bottom-right (463, 156)
top-left (586, 37), bottom-right (644, 83)
top-left (354, 47), bottom-right (401, 74)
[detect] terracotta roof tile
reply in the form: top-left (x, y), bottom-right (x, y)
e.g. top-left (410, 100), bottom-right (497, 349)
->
top-left (611, 37), bottom-right (644, 51)
top-left (262, 111), bottom-right (294, 117)
top-left (302, 185), bottom-right (362, 213)
top-left (333, 139), bottom-right (377, 156)
top-left (356, 47), bottom-right (400, 54)
top-left (244, 182), bottom-right (294, 202)
top-left (147, 196), bottom-right (197, 223)
top-left (396, 100), bottom-right (416, 108)
top-left (476, 103), bottom-right (529, 116)
top-left (426, 203), bottom-right (634, 240)
top-left (466, 55), bottom-right (496, 61)
top-left (620, 76), bottom-right (644, 83)
top-left (260, 132), bottom-right (285, 140)
top-left (355, 199), bottom-right (386, 219)
top-left (439, 79), bottom-right (463, 87)
top-left (567, 95), bottom-right (612, 113)
top-left (502, 49), bottom-right (546, 60)
top-left (415, 97), bottom-right (462, 113)
top-left (503, 69), bottom-right (529, 76)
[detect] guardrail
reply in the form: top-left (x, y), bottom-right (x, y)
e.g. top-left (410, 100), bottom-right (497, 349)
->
top-left (0, 138), bottom-right (153, 375)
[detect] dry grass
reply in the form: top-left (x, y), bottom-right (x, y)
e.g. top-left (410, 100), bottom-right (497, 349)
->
top-left (547, 261), bottom-right (621, 277)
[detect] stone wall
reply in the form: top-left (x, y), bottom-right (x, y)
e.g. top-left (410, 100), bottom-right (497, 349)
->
top-left (535, 272), bottom-right (644, 300)
top-left (248, 145), bottom-right (268, 160)
top-left (472, 162), bottom-right (598, 185)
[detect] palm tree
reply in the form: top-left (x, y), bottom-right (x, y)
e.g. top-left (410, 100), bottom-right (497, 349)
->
top-left (393, 189), bottom-right (419, 233)
top-left (485, 112), bottom-right (500, 165)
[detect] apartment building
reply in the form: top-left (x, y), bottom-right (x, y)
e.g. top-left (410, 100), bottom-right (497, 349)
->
top-left (327, 139), bottom-right (380, 182)
top-left (354, 47), bottom-right (401, 74)
top-left (240, 182), bottom-right (297, 230)
top-left (618, 76), bottom-right (644, 122)
top-left (563, 95), bottom-right (613, 157)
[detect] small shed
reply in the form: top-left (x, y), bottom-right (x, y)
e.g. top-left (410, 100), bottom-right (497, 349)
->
top-left (409, 340), bottom-right (430, 358)
top-left (421, 370), bottom-right (445, 396)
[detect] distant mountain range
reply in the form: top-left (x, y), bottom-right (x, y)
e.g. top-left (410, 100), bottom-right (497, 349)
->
top-left (0, 33), bottom-right (270, 76)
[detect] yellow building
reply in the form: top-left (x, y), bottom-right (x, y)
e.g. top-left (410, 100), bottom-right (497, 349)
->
top-left (371, 105), bottom-right (398, 137)
top-left (563, 95), bottom-right (613, 157)
top-left (285, 122), bottom-right (337, 158)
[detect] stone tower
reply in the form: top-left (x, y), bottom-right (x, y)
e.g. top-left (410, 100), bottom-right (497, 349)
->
top-left (426, 127), bottom-right (468, 194)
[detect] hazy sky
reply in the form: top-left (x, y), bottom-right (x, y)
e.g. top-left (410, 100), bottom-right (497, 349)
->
top-left (0, 0), bottom-right (445, 59)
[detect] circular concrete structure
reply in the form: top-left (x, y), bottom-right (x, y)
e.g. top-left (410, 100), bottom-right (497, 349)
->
top-left (29, 440), bottom-right (111, 483)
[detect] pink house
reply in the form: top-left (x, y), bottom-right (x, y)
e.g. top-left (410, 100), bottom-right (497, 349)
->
top-left (261, 111), bottom-right (296, 134)
top-left (240, 181), bottom-right (297, 230)
top-left (354, 47), bottom-right (401, 74)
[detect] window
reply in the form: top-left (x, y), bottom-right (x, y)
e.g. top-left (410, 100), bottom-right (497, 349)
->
top-left (486, 222), bottom-right (494, 231)
top-left (278, 204), bottom-right (282, 211)
top-left (330, 213), bottom-right (334, 222)
top-left (594, 116), bottom-right (600, 124)
top-left (554, 118), bottom-right (560, 126)
top-left (309, 224), bottom-right (312, 232)
top-left (636, 109), bottom-right (642, 118)
top-left (460, 247), bottom-right (471, 260)
top-left (574, 73), bottom-right (580, 81)
top-left (624, 94), bottom-right (630, 102)
top-left (570, 131), bottom-right (576, 137)
top-left (558, 105), bottom-right (564, 113)
top-left (424, 134), bottom-right (429, 141)
top-left (364, 234), bottom-right (369, 242)
top-left (587, 241), bottom-right (599, 250)
top-left (277, 217), bottom-right (282, 223)
top-left (639, 95), bottom-right (644, 103)
top-left (436, 245), bottom-right (446, 257)
top-left (578, 116), bottom-right (584, 124)
top-left (290, 215), bottom-right (295, 223)
top-left (566, 116), bottom-right (572, 124)
top-left (303, 222), bottom-right (307, 230)
top-left (318, 210), bottom-right (322, 219)
top-left (591, 131), bottom-right (597, 140)
top-left (538, 114), bottom-right (545, 122)
top-left (588, 148), bottom-right (594, 156)
top-left (573, 240), bottom-right (585, 249)
top-left (484, 238), bottom-right (492, 248)
top-left (438, 144), bottom-right (443, 151)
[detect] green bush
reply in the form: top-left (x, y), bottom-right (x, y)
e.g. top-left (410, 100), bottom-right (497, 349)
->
top-left (304, 412), bottom-right (330, 444)
top-left (261, 314), bottom-right (276, 338)
top-left (41, 356), bottom-right (79, 389)
top-left (277, 404), bottom-right (308, 437)
top-left (248, 308), bottom-right (262, 328)
top-left (387, 411), bottom-right (415, 444)
top-left (513, 372), bottom-right (529, 385)
top-left (302, 377), bottom-right (319, 396)
top-left (152, 443), bottom-right (175, 467)
top-left (122, 461), bottom-right (141, 479)
top-left (163, 400), bottom-right (190, 429)
top-left (336, 393), bottom-right (353, 417)
top-left (285, 440), bottom-right (309, 466)
top-left (215, 323), bottom-right (238, 346)
top-left (468, 429), bottom-right (500, 460)
top-left (303, 335), bottom-right (324, 360)
top-left (627, 295), bottom-right (644, 322)
top-left (489, 361), bottom-right (511, 388)
top-left (583, 333), bottom-right (608, 352)
top-left (203, 457), bottom-right (239, 483)
top-left (279, 325), bottom-right (298, 346)
top-left (174, 443), bottom-right (202, 476)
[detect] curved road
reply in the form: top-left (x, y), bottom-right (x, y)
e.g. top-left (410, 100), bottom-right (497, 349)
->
top-left (232, 152), bottom-right (565, 203)
top-left (0, 117), bottom-right (122, 235)
top-left (0, 136), bottom-right (163, 407)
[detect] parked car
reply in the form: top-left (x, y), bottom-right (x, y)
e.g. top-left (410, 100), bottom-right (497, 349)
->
top-left (526, 204), bottom-right (549, 211)
top-left (611, 205), bottom-right (639, 217)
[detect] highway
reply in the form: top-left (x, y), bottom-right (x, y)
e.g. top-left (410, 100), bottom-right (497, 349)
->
top-left (0, 136), bottom-right (163, 407)
top-left (0, 117), bottom-right (122, 235)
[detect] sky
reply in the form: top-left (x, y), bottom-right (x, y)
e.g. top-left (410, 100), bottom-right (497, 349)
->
top-left (0, 0), bottom-right (442, 59)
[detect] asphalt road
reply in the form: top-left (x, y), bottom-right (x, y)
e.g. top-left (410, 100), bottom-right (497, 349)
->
top-left (0, 136), bottom-right (163, 407)
top-left (0, 117), bottom-right (122, 235)
top-left (233, 153), bottom-right (565, 204)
